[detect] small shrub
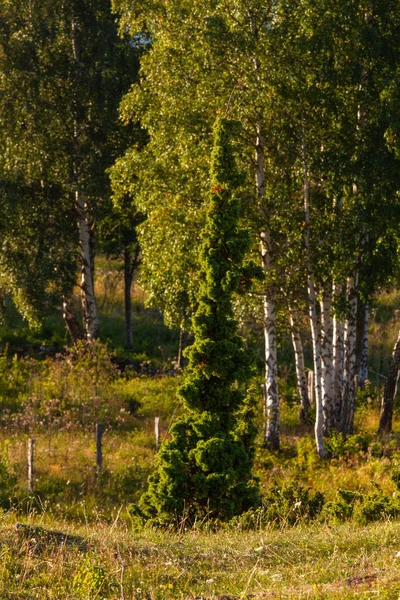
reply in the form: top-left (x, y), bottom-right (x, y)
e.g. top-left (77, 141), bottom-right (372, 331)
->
top-left (296, 435), bottom-right (320, 470)
top-left (320, 500), bottom-right (353, 522)
top-left (321, 487), bottom-right (400, 524)
top-left (353, 491), bottom-right (400, 524)
top-left (259, 482), bottom-right (324, 526)
top-left (325, 432), bottom-right (372, 458)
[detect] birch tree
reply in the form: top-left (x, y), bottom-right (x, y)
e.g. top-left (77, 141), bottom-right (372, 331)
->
top-left (0, 0), bottom-right (138, 339)
top-left (113, 0), bottom-right (400, 451)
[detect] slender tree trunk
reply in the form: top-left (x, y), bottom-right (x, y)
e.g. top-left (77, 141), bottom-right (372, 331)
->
top-left (62, 297), bottom-right (82, 346)
top-left (261, 229), bottom-right (279, 450)
top-left (320, 286), bottom-right (334, 435)
top-left (124, 248), bottom-right (134, 350)
top-left (302, 136), bottom-right (326, 457)
top-left (289, 309), bottom-right (311, 423)
top-left (379, 330), bottom-right (400, 433)
top-left (340, 274), bottom-right (358, 435)
top-left (77, 191), bottom-right (99, 341)
top-left (72, 11), bottom-right (98, 341)
top-left (358, 303), bottom-right (369, 388)
top-left (332, 283), bottom-right (345, 430)
top-left (177, 326), bottom-right (190, 370)
top-left (256, 126), bottom-right (279, 451)
top-left (177, 327), bottom-right (185, 369)
top-left (308, 370), bottom-right (314, 406)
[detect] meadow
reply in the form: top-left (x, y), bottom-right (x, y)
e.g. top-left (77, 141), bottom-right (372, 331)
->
top-left (1, 263), bottom-right (400, 598)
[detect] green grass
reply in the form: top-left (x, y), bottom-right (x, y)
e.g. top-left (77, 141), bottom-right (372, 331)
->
top-left (2, 511), bottom-right (400, 598)
top-left (3, 263), bottom-right (400, 596)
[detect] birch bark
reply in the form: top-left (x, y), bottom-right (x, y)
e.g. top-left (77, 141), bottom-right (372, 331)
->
top-left (72, 12), bottom-right (99, 341)
top-left (320, 286), bottom-right (334, 435)
top-left (77, 191), bottom-right (99, 341)
top-left (332, 288), bottom-right (345, 430)
top-left (256, 127), bottom-right (279, 451)
top-left (340, 274), bottom-right (358, 435)
top-left (302, 138), bottom-right (326, 457)
top-left (289, 309), bottom-right (311, 423)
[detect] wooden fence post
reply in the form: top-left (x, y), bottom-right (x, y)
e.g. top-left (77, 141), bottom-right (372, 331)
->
top-left (155, 417), bottom-right (160, 452)
top-left (96, 423), bottom-right (104, 474)
top-left (28, 439), bottom-right (34, 494)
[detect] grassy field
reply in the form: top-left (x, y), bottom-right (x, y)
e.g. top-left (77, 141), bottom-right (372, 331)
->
top-left (1, 265), bottom-right (400, 597)
top-left (2, 511), bottom-right (400, 598)
top-left (0, 381), bottom-right (399, 598)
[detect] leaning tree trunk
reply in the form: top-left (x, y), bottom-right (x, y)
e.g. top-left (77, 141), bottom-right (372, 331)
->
top-left (289, 308), bottom-right (311, 423)
top-left (340, 274), bottom-right (358, 435)
top-left (256, 126), bottom-right (279, 451)
top-left (302, 137), bottom-right (326, 457)
top-left (320, 286), bottom-right (334, 435)
top-left (379, 330), bottom-right (400, 433)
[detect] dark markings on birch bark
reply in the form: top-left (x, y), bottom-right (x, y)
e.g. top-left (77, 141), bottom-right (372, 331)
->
top-left (340, 275), bottom-right (358, 436)
top-left (289, 310), bottom-right (311, 423)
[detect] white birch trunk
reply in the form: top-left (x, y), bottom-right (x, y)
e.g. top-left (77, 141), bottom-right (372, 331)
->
top-left (308, 370), bottom-right (314, 406)
top-left (289, 309), bottom-right (311, 422)
top-left (72, 12), bottom-right (98, 341)
top-left (358, 303), bottom-right (369, 387)
top-left (332, 304), bottom-right (345, 430)
top-left (256, 127), bottom-right (279, 451)
top-left (340, 274), bottom-right (358, 435)
top-left (302, 137), bottom-right (326, 457)
top-left (320, 286), bottom-right (334, 435)
top-left (77, 191), bottom-right (99, 340)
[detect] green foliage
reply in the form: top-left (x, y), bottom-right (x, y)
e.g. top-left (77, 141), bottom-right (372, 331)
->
top-left (232, 482), bottom-right (325, 529)
top-left (261, 482), bottom-right (325, 526)
top-left (0, 349), bottom-right (37, 410)
top-left (296, 435), bottom-right (321, 470)
top-left (73, 555), bottom-right (118, 599)
top-left (0, 441), bottom-right (17, 508)
top-left (321, 486), bottom-right (400, 525)
top-left (325, 432), bottom-right (373, 458)
top-left (140, 118), bottom-right (260, 524)
top-left (26, 341), bottom-right (120, 429)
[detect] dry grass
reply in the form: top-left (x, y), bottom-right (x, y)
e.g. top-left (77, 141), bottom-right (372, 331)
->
top-left (2, 511), bottom-right (400, 599)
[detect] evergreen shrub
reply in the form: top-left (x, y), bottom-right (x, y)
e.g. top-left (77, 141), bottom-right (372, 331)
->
top-left (139, 118), bottom-right (261, 524)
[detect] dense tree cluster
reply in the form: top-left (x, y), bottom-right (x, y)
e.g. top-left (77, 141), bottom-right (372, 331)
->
top-left (2, 0), bottom-right (400, 511)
